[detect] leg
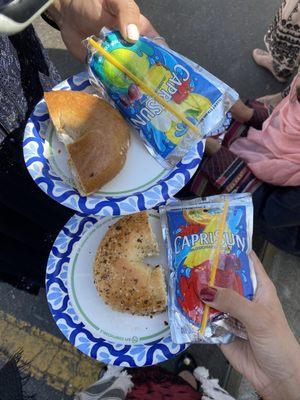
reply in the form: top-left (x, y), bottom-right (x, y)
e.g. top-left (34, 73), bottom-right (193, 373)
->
top-left (257, 92), bottom-right (284, 109)
top-left (253, 185), bottom-right (300, 255)
top-left (254, 1), bottom-right (300, 81)
top-left (205, 138), bottom-right (221, 156)
top-left (230, 99), bottom-right (254, 123)
top-left (252, 49), bottom-right (287, 82)
top-left (230, 99), bottom-right (269, 130)
top-left (205, 99), bottom-right (253, 158)
top-left (206, 96), bottom-right (270, 157)
top-left (257, 80), bottom-right (294, 110)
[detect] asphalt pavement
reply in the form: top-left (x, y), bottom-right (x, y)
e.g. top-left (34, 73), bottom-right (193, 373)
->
top-left (35, 0), bottom-right (284, 99)
top-left (1, 1), bottom-right (298, 399)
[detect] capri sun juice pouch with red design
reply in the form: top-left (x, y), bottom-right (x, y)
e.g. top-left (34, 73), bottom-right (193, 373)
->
top-left (160, 193), bottom-right (256, 344)
top-left (87, 29), bottom-right (238, 168)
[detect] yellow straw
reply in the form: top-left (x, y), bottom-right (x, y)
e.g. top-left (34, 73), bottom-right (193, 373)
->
top-left (88, 37), bottom-right (199, 134)
top-left (200, 199), bottom-right (229, 335)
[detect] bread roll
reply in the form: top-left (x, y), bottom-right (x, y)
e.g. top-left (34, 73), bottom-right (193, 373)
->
top-left (93, 212), bottom-right (167, 315)
top-left (44, 90), bottom-right (130, 195)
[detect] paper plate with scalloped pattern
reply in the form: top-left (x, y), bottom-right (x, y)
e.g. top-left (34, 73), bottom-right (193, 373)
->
top-left (46, 211), bottom-right (187, 366)
top-left (23, 71), bottom-right (205, 217)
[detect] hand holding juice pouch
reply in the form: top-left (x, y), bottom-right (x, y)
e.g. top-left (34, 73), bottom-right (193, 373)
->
top-left (86, 29), bottom-right (238, 168)
top-left (160, 193), bottom-right (256, 344)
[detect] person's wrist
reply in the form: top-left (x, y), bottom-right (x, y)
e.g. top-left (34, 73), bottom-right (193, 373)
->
top-left (263, 337), bottom-right (300, 400)
top-left (260, 375), bottom-right (300, 400)
top-left (259, 351), bottom-right (300, 400)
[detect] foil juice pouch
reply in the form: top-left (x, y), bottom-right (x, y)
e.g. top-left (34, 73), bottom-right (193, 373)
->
top-left (160, 193), bottom-right (255, 344)
top-left (87, 30), bottom-right (239, 167)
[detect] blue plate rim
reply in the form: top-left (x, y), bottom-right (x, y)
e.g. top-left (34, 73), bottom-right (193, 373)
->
top-left (23, 71), bottom-right (204, 217)
top-left (46, 212), bottom-right (187, 367)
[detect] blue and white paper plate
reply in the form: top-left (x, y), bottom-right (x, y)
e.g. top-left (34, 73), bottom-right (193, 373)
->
top-left (23, 72), bottom-right (204, 217)
top-left (46, 211), bottom-right (187, 366)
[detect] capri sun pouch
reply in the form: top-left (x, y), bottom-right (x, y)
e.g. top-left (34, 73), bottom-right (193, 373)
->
top-left (160, 193), bottom-right (256, 344)
top-left (86, 29), bottom-right (239, 168)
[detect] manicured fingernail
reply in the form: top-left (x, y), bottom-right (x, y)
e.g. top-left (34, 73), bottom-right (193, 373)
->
top-left (127, 24), bottom-right (139, 41)
top-left (200, 287), bottom-right (217, 302)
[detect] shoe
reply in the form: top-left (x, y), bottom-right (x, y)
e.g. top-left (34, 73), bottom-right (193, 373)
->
top-left (98, 365), bottom-right (107, 380)
top-left (175, 352), bottom-right (200, 391)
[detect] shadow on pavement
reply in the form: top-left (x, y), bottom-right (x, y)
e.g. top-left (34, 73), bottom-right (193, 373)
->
top-left (47, 48), bottom-right (84, 80)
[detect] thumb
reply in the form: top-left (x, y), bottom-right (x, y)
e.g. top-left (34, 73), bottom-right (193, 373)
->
top-left (105, 0), bottom-right (141, 42)
top-left (139, 15), bottom-right (159, 38)
top-left (200, 286), bottom-right (258, 330)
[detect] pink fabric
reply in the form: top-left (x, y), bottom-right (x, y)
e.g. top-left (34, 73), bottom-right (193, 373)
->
top-left (230, 75), bottom-right (300, 186)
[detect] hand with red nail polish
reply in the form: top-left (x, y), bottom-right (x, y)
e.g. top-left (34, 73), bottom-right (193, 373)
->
top-left (200, 251), bottom-right (300, 400)
top-left (199, 286), bottom-right (217, 302)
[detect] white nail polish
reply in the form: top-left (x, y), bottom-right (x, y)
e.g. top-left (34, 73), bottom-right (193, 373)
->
top-left (126, 24), bottom-right (139, 41)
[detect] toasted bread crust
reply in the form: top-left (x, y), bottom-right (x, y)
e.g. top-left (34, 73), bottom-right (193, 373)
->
top-left (44, 91), bottom-right (130, 195)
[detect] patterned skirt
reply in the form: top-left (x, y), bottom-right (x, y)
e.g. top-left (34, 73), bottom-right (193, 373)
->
top-left (265, 0), bottom-right (300, 79)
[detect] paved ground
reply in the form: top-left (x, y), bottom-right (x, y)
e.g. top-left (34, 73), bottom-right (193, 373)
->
top-left (1, 0), bottom-right (299, 399)
top-left (35, 0), bottom-right (284, 98)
